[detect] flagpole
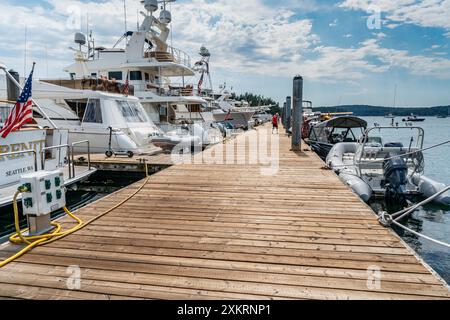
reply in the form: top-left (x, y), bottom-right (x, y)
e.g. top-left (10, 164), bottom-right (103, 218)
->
top-left (0, 63), bottom-right (58, 129)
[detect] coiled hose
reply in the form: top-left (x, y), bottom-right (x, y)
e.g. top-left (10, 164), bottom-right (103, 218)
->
top-left (0, 170), bottom-right (150, 268)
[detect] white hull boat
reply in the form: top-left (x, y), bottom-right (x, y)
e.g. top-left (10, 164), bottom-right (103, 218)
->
top-left (32, 81), bottom-right (162, 156)
top-left (326, 127), bottom-right (450, 207)
top-left (0, 128), bottom-right (97, 208)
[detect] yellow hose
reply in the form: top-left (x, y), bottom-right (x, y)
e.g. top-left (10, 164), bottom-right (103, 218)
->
top-left (0, 190), bottom-right (83, 268)
top-left (0, 175), bottom-right (150, 268)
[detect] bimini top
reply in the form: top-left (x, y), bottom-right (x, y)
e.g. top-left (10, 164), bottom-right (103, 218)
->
top-left (315, 116), bottom-right (367, 129)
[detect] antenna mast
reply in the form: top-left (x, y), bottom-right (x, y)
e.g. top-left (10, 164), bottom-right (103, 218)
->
top-left (24, 25), bottom-right (28, 77)
top-left (123, 0), bottom-right (128, 41)
top-left (195, 46), bottom-right (213, 94)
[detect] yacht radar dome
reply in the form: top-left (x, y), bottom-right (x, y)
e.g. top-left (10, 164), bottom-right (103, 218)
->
top-left (199, 46), bottom-right (211, 57)
top-left (159, 9), bottom-right (172, 24)
top-left (141, 0), bottom-right (158, 12)
top-left (74, 32), bottom-right (86, 46)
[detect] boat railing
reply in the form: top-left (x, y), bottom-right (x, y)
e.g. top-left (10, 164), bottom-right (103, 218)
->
top-left (357, 126), bottom-right (425, 166)
top-left (0, 149), bottom-right (38, 172)
top-left (40, 144), bottom-right (72, 178)
top-left (71, 140), bottom-right (91, 178)
top-left (145, 46), bottom-right (192, 69)
top-left (136, 82), bottom-right (197, 97)
top-left (169, 46), bottom-right (192, 68)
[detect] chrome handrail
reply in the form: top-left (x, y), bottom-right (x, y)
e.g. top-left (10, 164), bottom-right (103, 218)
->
top-left (71, 140), bottom-right (91, 178)
top-left (40, 144), bottom-right (71, 178)
top-left (357, 126), bottom-right (425, 166)
top-left (0, 149), bottom-right (38, 172)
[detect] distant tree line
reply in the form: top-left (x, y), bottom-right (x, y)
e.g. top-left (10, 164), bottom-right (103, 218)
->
top-left (314, 105), bottom-right (450, 117)
top-left (232, 92), bottom-right (281, 115)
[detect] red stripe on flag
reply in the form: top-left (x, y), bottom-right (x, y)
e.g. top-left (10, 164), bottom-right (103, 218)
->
top-left (0, 99), bottom-right (33, 138)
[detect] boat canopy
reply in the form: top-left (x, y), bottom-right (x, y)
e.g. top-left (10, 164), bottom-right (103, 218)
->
top-left (309, 116), bottom-right (368, 144)
top-left (314, 116), bottom-right (367, 129)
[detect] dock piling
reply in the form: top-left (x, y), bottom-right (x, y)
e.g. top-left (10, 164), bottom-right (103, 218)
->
top-left (292, 75), bottom-right (303, 151)
top-left (285, 96), bottom-right (292, 133)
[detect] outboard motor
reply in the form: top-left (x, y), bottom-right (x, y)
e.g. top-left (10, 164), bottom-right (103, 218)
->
top-left (383, 151), bottom-right (408, 211)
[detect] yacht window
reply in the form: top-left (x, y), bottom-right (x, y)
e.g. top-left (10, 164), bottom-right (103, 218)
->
top-left (159, 106), bottom-right (167, 116)
top-left (91, 73), bottom-right (97, 78)
top-left (117, 100), bottom-right (147, 123)
top-left (32, 111), bottom-right (43, 119)
top-left (108, 71), bottom-right (123, 81)
top-left (188, 104), bottom-right (202, 113)
top-left (0, 105), bottom-right (12, 124)
top-left (66, 100), bottom-right (88, 121)
top-left (83, 99), bottom-right (103, 123)
top-left (130, 71), bottom-right (142, 81)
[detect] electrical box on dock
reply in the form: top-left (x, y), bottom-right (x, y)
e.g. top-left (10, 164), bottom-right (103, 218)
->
top-left (20, 170), bottom-right (66, 217)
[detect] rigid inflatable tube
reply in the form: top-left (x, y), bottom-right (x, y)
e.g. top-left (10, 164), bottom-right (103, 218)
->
top-left (411, 174), bottom-right (450, 206)
top-left (327, 143), bottom-right (373, 202)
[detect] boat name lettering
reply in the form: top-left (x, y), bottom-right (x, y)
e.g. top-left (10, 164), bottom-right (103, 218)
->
top-left (0, 140), bottom-right (45, 161)
top-left (5, 166), bottom-right (35, 177)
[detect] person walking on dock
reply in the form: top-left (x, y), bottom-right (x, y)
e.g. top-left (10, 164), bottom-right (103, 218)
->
top-left (272, 113), bottom-right (279, 134)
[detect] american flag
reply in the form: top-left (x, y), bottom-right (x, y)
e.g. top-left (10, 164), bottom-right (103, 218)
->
top-left (123, 71), bottom-right (130, 96)
top-left (198, 72), bottom-right (204, 95)
top-left (0, 66), bottom-right (35, 139)
top-left (224, 110), bottom-right (233, 121)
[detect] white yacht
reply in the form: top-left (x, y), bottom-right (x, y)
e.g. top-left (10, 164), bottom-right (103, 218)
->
top-left (0, 65), bottom-right (96, 208)
top-left (57, 0), bottom-right (221, 150)
top-left (32, 80), bottom-right (161, 156)
top-left (195, 49), bottom-right (256, 130)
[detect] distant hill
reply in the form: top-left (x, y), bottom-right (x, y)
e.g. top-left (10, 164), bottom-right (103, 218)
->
top-left (314, 105), bottom-right (450, 117)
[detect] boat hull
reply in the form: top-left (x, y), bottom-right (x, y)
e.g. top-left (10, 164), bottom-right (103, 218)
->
top-left (213, 111), bottom-right (255, 130)
top-left (305, 140), bottom-right (333, 161)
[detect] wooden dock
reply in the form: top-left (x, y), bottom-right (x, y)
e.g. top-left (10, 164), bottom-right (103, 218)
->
top-left (0, 125), bottom-right (449, 300)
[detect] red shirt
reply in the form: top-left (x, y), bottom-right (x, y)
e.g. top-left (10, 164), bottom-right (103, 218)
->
top-left (272, 115), bottom-right (279, 125)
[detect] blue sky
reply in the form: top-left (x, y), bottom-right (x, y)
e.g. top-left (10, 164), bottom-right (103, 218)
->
top-left (0, 0), bottom-right (450, 107)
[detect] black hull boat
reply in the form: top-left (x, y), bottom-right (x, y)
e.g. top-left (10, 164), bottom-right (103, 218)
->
top-left (305, 116), bottom-right (367, 161)
top-left (403, 115), bottom-right (425, 122)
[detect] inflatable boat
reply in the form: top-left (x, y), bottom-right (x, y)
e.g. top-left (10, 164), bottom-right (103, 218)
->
top-left (326, 126), bottom-right (450, 207)
top-left (305, 116), bottom-right (367, 161)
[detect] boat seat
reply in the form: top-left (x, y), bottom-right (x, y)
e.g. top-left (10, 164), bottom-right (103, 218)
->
top-left (384, 142), bottom-right (404, 148)
top-left (356, 147), bottom-right (420, 170)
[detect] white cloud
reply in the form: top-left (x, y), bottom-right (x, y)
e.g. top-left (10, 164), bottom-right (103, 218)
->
top-left (1, 0), bottom-right (450, 87)
top-left (339, 0), bottom-right (450, 30)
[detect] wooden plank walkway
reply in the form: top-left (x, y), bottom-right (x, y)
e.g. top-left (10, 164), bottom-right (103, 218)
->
top-left (0, 125), bottom-right (449, 300)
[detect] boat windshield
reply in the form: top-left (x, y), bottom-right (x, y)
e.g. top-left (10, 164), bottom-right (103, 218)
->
top-left (363, 127), bottom-right (424, 150)
top-left (311, 125), bottom-right (365, 144)
top-left (117, 100), bottom-right (148, 123)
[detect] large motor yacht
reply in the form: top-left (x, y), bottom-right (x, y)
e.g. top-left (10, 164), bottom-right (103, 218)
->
top-left (53, 0), bottom-right (222, 150)
top-left (32, 80), bottom-right (162, 156)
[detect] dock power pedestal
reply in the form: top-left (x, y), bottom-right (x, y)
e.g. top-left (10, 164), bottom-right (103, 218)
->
top-left (19, 170), bottom-right (66, 236)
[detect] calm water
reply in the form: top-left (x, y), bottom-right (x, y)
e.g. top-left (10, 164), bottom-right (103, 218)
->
top-left (363, 117), bottom-right (450, 283)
